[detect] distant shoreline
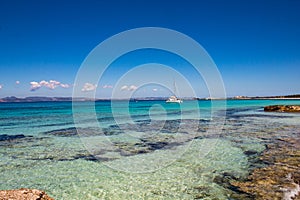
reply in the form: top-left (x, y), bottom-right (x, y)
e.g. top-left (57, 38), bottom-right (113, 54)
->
top-left (1, 94), bottom-right (300, 103)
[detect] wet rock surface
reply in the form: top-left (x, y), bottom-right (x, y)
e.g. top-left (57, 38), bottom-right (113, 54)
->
top-left (0, 188), bottom-right (54, 200)
top-left (264, 105), bottom-right (300, 112)
top-left (231, 137), bottom-right (300, 200)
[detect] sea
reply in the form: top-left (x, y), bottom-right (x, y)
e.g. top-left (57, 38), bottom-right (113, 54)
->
top-left (0, 99), bottom-right (299, 199)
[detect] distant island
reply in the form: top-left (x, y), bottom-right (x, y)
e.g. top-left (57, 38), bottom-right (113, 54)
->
top-left (229, 94), bottom-right (300, 100)
top-left (0, 94), bottom-right (300, 103)
top-left (0, 96), bottom-right (91, 103)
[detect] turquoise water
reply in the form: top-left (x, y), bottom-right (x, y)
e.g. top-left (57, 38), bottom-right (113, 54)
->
top-left (0, 100), bottom-right (300, 199)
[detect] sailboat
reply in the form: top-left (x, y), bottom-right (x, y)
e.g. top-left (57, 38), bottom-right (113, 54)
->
top-left (166, 81), bottom-right (183, 103)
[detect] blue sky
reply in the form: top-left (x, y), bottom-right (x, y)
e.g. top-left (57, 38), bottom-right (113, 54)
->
top-left (0, 0), bottom-right (299, 98)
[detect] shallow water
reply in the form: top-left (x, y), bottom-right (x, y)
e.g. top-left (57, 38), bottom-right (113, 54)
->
top-left (0, 100), bottom-right (300, 199)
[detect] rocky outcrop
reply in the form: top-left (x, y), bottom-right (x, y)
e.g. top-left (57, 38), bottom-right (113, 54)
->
top-left (0, 188), bottom-right (54, 200)
top-left (264, 105), bottom-right (300, 112)
top-left (231, 137), bottom-right (300, 200)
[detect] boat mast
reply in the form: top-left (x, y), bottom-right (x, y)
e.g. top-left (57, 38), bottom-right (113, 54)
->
top-left (173, 79), bottom-right (177, 97)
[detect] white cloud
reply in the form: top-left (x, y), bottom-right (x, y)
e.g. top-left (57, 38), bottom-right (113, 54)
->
top-left (81, 83), bottom-right (97, 92)
top-left (45, 80), bottom-right (60, 89)
top-left (103, 85), bottom-right (113, 89)
top-left (120, 85), bottom-right (128, 91)
top-left (0, 85), bottom-right (2, 89)
top-left (16, 81), bottom-right (20, 84)
top-left (120, 85), bottom-right (138, 91)
top-left (129, 85), bottom-right (138, 91)
top-left (30, 81), bottom-right (41, 91)
top-left (30, 80), bottom-right (70, 91)
top-left (60, 83), bottom-right (70, 88)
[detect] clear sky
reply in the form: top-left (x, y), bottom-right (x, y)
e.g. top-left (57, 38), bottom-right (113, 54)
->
top-left (0, 0), bottom-right (299, 98)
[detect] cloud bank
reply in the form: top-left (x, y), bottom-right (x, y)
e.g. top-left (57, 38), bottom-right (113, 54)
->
top-left (120, 85), bottom-right (138, 91)
top-left (30, 80), bottom-right (70, 91)
top-left (103, 85), bottom-right (113, 89)
top-left (81, 83), bottom-right (97, 92)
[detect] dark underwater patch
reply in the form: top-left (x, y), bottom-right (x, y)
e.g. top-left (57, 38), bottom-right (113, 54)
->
top-left (0, 134), bottom-right (48, 148)
top-left (43, 127), bottom-right (79, 137)
top-left (0, 134), bottom-right (27, 141)
top-left (43, 126), bottom-right (125, 137)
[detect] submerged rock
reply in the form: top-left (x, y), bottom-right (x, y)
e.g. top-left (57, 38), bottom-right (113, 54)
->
top-left (243, 150), bottom-right (258, 156)
top-left (0, 188), bottom-right (54, 200)
top-left (102, 124), bottom-right (124, 135)
top-left (231, 137), bottom-right (300, 200)
top-left (43, 127), bottom-right (79, 137)
top-left (0, 134), bottom-right (40, 148)
top-left (43, 127), bottom-right (104, 137)
top-left (264, 105), bottom-right (300, 112)
top-left (0, 134), bottom-right (27, 141)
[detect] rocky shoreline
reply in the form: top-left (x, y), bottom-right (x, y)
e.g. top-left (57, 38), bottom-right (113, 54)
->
top-left (264, 105), bottom-right (300, 112)
top-left (231, 137), bottom-right (300, 199)
top-left (0, 188), bottom-right (54, 200)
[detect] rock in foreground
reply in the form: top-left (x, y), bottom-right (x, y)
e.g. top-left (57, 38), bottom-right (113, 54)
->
top-left (264, 105), bottom-right (300, 112)
top-left (231, 137), bottom-right (300, 199)
top-left (0, 188), bottom-right (54, 200)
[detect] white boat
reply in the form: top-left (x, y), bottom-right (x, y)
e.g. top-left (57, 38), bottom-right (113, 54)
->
top-left (166, 95), bottom-right (183, 103)
top-left (166, 81), bottom-right (183, 103)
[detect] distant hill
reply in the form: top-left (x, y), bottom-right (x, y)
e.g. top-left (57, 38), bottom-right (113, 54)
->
top-left (0, 94), bottom-right (300, 103)
top-left (0, 96), bottom-right (188, 102)
top-left (263, 94), bottom-right (300, 98)
top-left (231, 94), bottom-right (300, 99)
top-left (0, 96), bottom-right (87, 102)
